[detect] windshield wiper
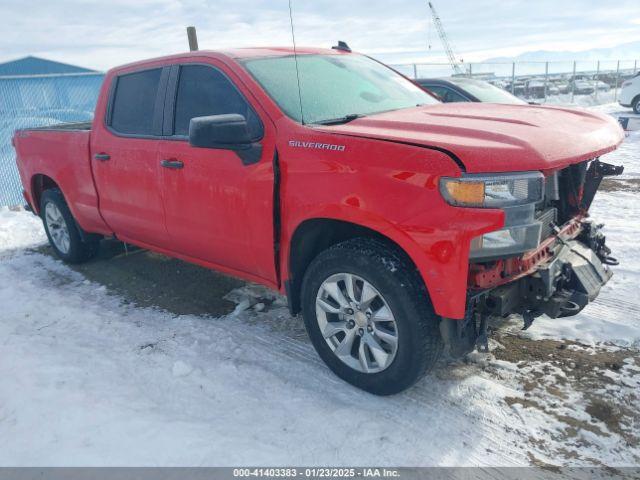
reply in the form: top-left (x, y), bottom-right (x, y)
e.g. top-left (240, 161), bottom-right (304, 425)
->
top-left (313, 114), bottom-right (363, 126)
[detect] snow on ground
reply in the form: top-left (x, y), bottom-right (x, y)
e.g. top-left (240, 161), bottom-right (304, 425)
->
top-left (0, 235), bottom-right (533, 467)
top-left (0, 206), bottom-right (46, 251)
top-left (544, 90), bottom-right (618, 108)
top-left (0, 105), bottom-right (639, 468)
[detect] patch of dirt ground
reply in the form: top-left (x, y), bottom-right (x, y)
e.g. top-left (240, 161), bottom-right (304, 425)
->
top-left (492, 332), bottom-right (640, 465)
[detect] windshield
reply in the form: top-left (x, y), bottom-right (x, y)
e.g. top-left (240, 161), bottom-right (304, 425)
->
top-left (242, 54), bottom-right (438, 124)
top-left (449, 78), bottom-right (526, 104)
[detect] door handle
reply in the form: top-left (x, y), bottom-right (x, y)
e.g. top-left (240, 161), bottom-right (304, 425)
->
top-left (94, 153), bottom-right (110, 161)
top-left (161, 159), bottom-right (184, 169)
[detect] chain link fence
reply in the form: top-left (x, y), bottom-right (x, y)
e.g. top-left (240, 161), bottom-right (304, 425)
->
top-left (0, 72), bottom-right (104, 206)
top-left (391, 59), bottom-right (639, 106)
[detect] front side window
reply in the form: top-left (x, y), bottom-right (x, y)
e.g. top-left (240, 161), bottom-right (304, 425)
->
top-left (242, 54), bottom-right (438, 124)
top-left (110, 68), bottom-right (162, 135)
top-left (173, 64), bottom-right (263, 139)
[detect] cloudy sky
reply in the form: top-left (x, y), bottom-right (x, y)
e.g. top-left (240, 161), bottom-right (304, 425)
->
top-left (1, 0), bottom-right (639, 71)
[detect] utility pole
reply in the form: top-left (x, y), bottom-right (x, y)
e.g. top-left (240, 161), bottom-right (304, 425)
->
top-left (187, 26), bottom-right (199, 52)
top-left (544, 62), bottom-right (548, 103)
top-left (614, 60), bottom-right (620, 102)
top-left (571, 61), bottom-right (576, 103)
top-left (595, 60), bottom-right (600, 101)
top-left (427, 2), bottom-right (463, 75)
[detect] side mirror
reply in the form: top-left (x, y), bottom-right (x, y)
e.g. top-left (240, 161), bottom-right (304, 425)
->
top-left (189, 114), bottom-right (253, 150)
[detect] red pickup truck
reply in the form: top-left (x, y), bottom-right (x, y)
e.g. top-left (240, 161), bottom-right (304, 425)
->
top-left (14, 47), bottom-right (624, 394)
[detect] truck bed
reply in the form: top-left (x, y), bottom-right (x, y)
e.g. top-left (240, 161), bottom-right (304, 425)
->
top-left (13, 125), bottom-right (109, 236)
top-left (19, 121), bottom-right (93, 132)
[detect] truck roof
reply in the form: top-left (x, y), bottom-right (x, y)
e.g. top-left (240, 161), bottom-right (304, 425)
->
top-left (108, 47), bottom-right (346, 74)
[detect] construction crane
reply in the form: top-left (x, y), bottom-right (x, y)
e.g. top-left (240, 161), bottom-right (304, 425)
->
top-left (427, 1), bottom-right (464, 75)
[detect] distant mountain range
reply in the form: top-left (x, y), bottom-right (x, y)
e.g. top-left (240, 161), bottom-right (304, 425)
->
top-left (484, 41), bottom-right (640, 63)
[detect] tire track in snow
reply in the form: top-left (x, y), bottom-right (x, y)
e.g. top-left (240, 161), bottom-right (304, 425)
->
top-left (591, 296), bottom-right (640, 317)
top-left (8, 251), bottom-right (528, 467)
top-left (231, 314), bottom-right (529, 466)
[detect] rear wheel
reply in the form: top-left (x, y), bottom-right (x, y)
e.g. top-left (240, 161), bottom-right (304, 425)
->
top-left (633, 96), bottom-right (640, 115)
top-left (40, 189), bottom-right (100, 263)
top-left (301, 238), bottom-right (442, 395)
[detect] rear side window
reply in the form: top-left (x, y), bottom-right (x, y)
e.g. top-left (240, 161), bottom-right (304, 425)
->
top-left (173, 64), bottom-right (263, 139)
top-left (110, 68), bottom-right (162, 135)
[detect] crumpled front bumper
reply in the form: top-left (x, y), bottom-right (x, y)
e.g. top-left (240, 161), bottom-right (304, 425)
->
top-left (440, 220), bottom-right (616, 358)
top-left (482, 218), bottom-right (616, 323)
top-left (486, 237), bottom-right (613, 321)
top-left (533, 239), bottom-right (612, 316)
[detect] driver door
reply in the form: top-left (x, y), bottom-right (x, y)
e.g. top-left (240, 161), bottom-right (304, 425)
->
top-left (157, 62), bottom-right (278, 284)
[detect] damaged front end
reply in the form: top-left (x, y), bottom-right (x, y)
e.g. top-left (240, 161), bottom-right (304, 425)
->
top-left (440, 159), bottom-right (624, 358)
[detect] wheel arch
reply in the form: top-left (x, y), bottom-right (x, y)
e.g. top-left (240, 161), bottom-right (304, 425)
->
top-left (30, 173), bottom-right (61, 214)
top-left (285, 217), bottom-right (429, 316)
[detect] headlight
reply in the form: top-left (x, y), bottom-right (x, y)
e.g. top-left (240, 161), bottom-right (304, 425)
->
top-left (440, 172), bottom-right (544, 208)
top-left (439, 172), bottom-right (545, 260)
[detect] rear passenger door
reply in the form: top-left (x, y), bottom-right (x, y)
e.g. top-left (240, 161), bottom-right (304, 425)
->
top-left (91, 67), bottom-right (169, 247)
top-left (157, 62), bottom-right (278, 284)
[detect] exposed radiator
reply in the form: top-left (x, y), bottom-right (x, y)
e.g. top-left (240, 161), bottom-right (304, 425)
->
top-left (536, 207), bottom-right (558, 240)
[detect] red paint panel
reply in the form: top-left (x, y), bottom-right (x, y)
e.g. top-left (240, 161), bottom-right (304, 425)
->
top-left (13, 129), bottom-right (111, 235)
top-left (320, 102), bottom-right (624, 173)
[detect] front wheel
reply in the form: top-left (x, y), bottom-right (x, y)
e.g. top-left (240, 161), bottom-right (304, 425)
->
top-left (633, 97), bottom-right (640, 115)
top-left (301, 238), bottom-right (442, 395)
top-left (40, 189), bottom-right (100, 263)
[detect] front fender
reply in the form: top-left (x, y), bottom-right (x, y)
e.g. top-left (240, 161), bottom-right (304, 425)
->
top-left (283, 205), bottom-right (503, 320)
top-left (278, 129), bottom-right (503, 319)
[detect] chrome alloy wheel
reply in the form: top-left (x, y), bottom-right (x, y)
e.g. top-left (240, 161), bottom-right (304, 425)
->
top-left (45, 202), bottom-right (71, 254)
top-left (315, 273), bottom-right (399, 373)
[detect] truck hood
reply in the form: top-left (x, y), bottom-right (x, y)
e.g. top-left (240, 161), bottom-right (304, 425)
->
top-left (318, 103), bottom-right (624, 173)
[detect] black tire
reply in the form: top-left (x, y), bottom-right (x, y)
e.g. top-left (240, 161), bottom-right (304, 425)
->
top-left (301, 238), bottom-right (443, 395)
top-left (40, 189), bottom-right (100, 263)
top-left (633, 96), bottom-right (640, 115)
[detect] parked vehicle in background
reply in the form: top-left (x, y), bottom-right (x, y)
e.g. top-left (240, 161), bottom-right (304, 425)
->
top-left (594, 80), bottom-right (610, 92)
top-left (555, 81), bottom-right (570, 94)
top-left (570, 74), bottom-right (591, 83)
top-left (525, 79), bottom-right (546, 99)
top-left (14, 47), bottom-right (624, 395)
top-left (570, 79), bottom-right (595, 95)
top-left (489, 79), bottom-right (508, 90)
top-left (416, 77), bottom-right (526, 104)
top-left (620, 72), bottom-right (640, 114)
top-left (513, 81), bottom-right (526, 97)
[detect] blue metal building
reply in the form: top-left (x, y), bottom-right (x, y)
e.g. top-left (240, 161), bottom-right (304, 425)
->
top-left (0, 56), bottom-right (104, 207)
